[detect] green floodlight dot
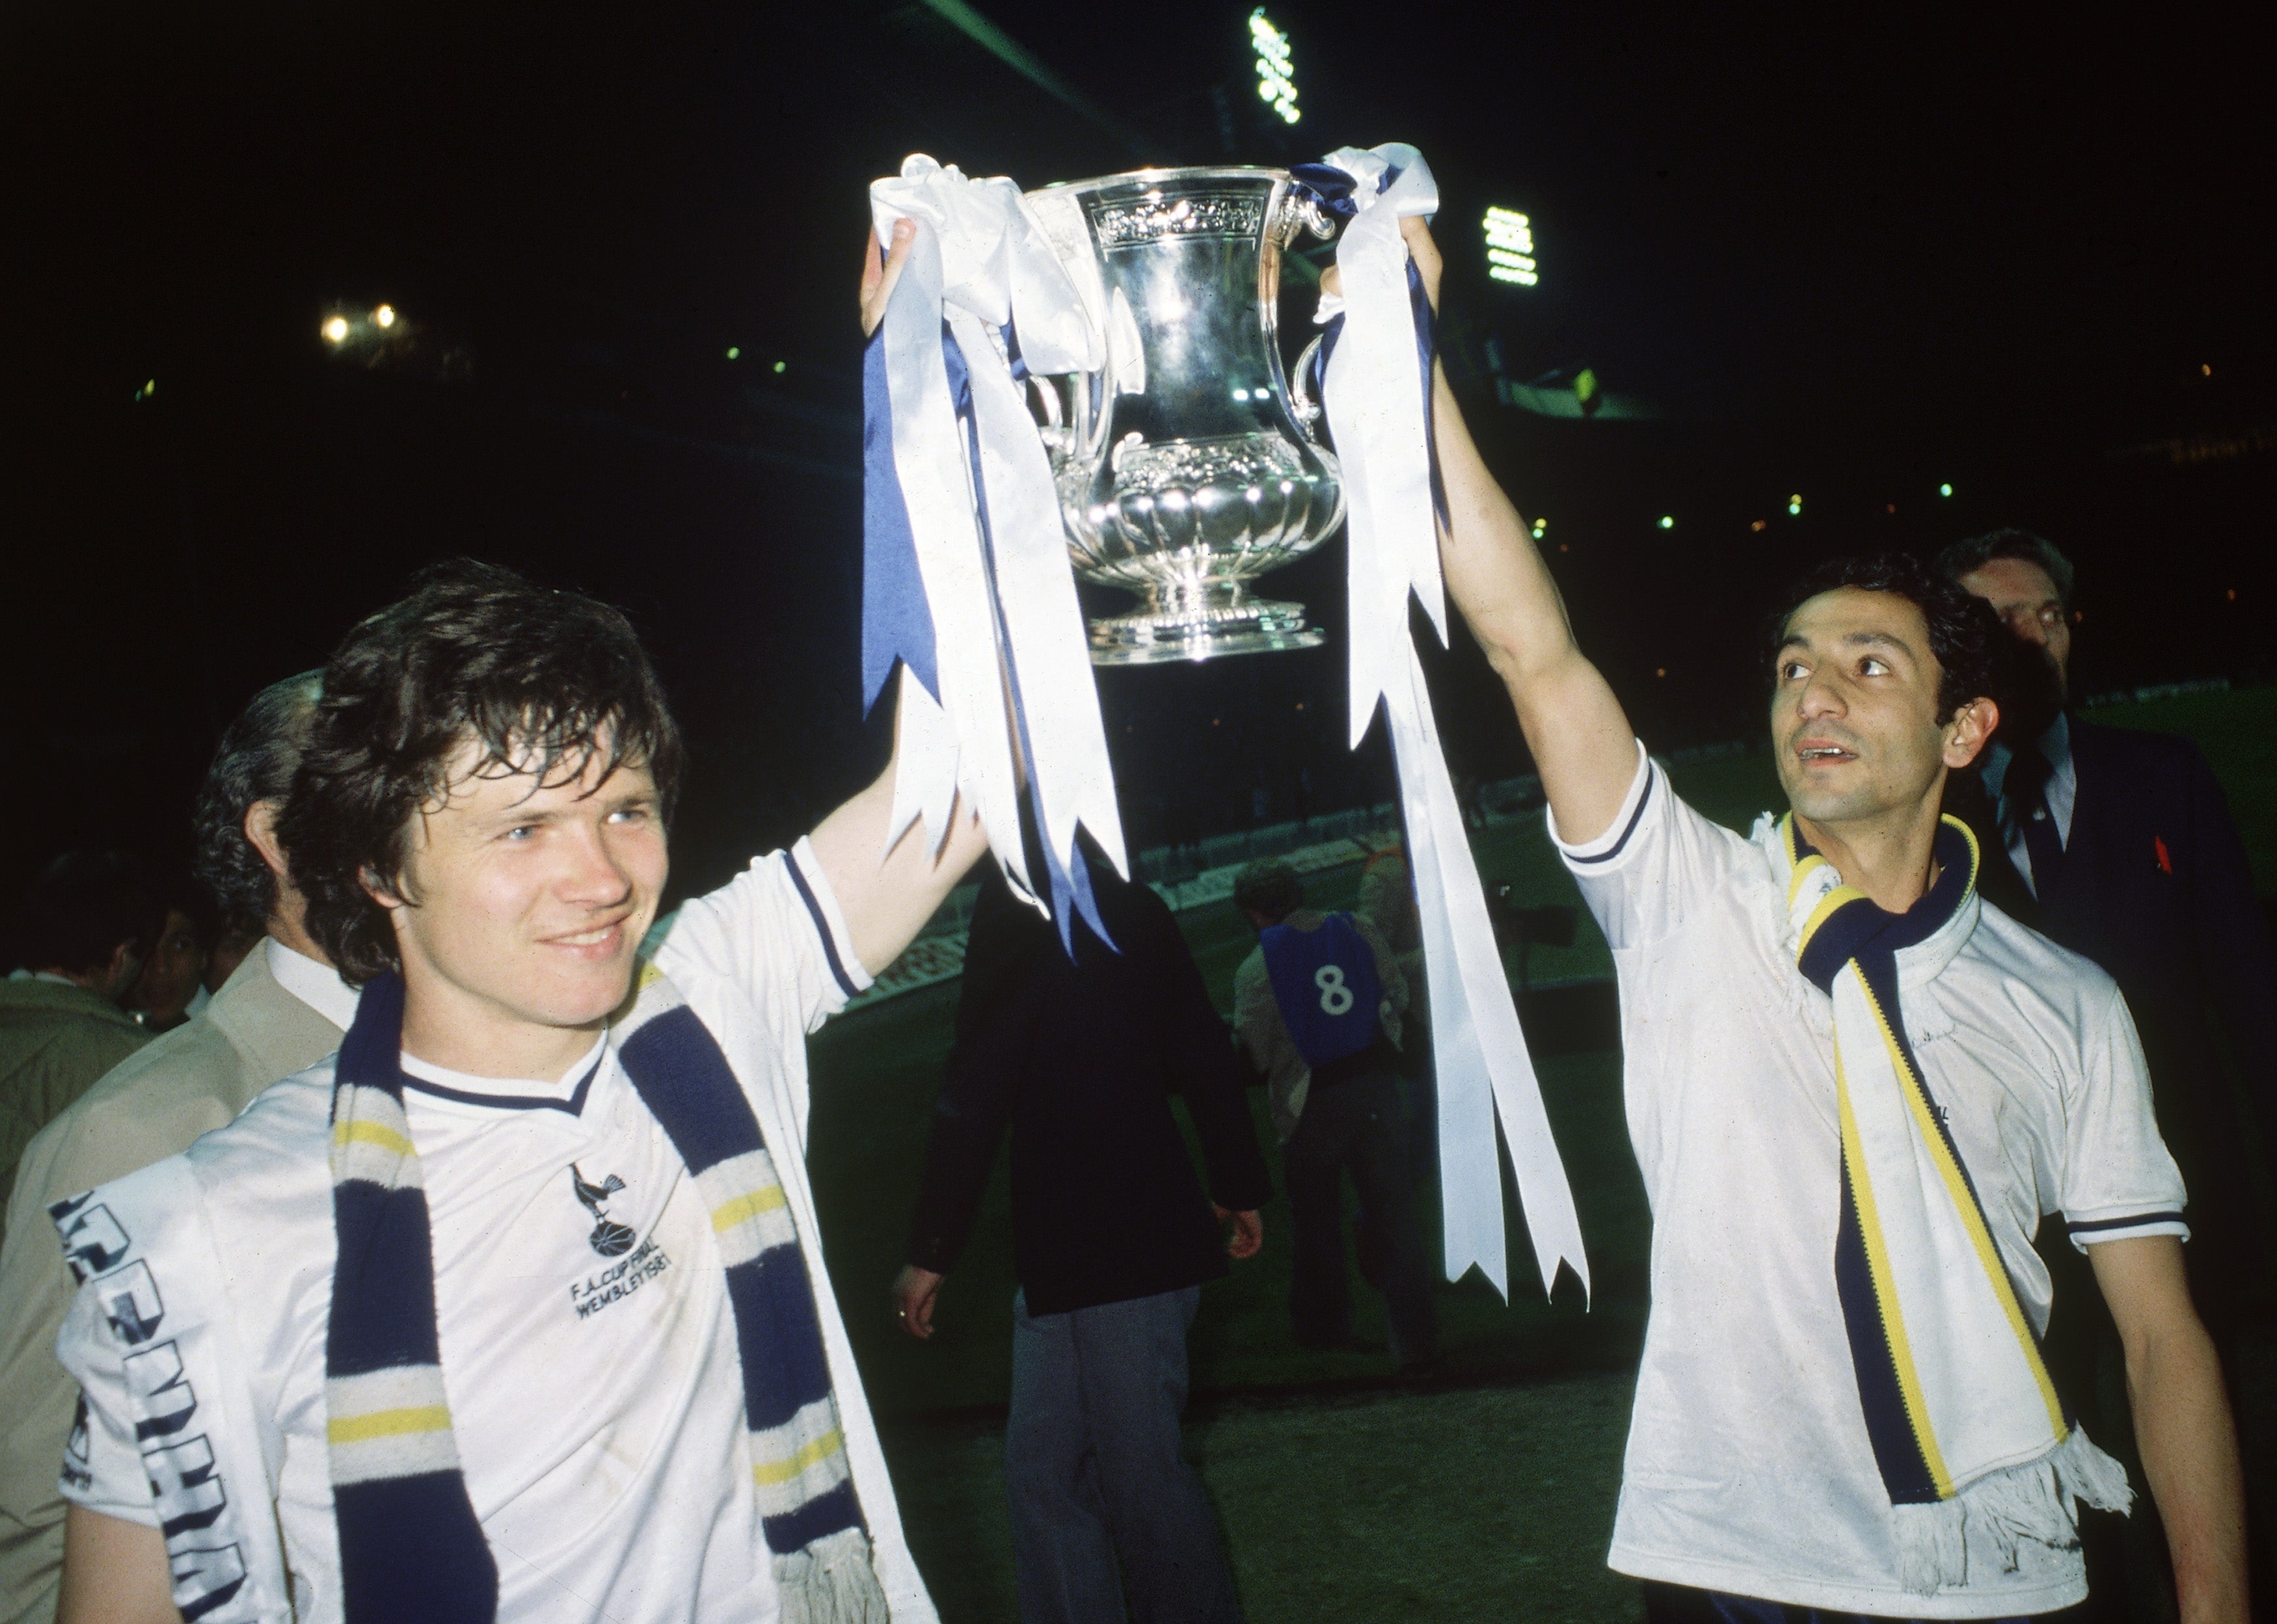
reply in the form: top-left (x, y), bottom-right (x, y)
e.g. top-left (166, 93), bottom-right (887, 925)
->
top-left (725, 346), bottom-right (740, 360)
top-left (1788, 494), bottom-right (1803, 516)
top-left (773, 360), bottom-right (787, 374)
top-left (1657, 514), bottom-right (1675, 530)
top-left (1939, 482), bottom-right (1954, 498)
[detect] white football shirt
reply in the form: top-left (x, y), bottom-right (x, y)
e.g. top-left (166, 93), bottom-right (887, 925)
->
top-left (1559, 746), bottom-right (2186, 1619)
top-left (57, 841), bottom-right (933, 1624)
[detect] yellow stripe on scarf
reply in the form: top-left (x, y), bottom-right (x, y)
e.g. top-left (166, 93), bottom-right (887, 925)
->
top-left (752, 1427), bottom-right (844, 1487)
top-left (1833, 1039), bottom-right (1956, 1500)
top-left (328, 1405), bottom-right (453, 1444)
top-left (1859, 977), bottom-right (2068, 1437)
top-left (712, 1186), bottom-right (788, 1233)
top-left (333, 1119), bottom-right (414, 1159)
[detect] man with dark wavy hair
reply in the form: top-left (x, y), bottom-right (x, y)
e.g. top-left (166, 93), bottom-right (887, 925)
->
top-left (49, 544), bottom-right (985, 1615)
top-left (1361, 216), bottom-right (2245, 1619)
top-left (0, 672), bottom-right (353, 1624)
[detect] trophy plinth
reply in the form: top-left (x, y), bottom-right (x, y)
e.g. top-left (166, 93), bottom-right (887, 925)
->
top-left (1025, 168), bottom-right (1342, 665)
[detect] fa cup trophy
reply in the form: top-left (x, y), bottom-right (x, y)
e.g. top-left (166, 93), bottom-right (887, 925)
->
top-left (1023, 168), bottom-right (1343, 664)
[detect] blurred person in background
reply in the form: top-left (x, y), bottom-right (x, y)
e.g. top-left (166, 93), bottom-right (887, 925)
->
top-left (1943, 528), bottom-right (2277, 1619)
top-left (895, 844), bottom-right (1270, 1624)
top-left (0, 853), bottom-right (164, 1200)
top-left (1233, 858), bottom-right (1437, 1373)
top-left (124, 882), bottom-right (213, 1033)
top-left (0, 671), bottom-right (354, 1624)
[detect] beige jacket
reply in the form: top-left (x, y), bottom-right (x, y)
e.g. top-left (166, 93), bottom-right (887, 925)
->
top-left (0, 981), bottom-right (150, 1207)
top-left (0, 944), bottom-right (345, 1624)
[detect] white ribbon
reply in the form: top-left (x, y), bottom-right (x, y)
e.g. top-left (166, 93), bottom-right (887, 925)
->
top-left (1318, 143), bottom-right (1589, 1302)
top-left (869, 156), bottom-right (1127, 912)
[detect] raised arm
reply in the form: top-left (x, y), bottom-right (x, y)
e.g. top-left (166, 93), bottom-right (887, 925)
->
top-left (807, 736), bottom-right (989, 976)
top-left (1403, 218), bottom-right (1640, 844)
top-left (2089, 1234), bottom-right (2248, 1623)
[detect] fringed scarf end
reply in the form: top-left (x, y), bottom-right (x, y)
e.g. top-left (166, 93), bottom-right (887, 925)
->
top-left (1891, 1428), bottom-right (2133, 1596)
top-left (774, 1527), bottom-right (891, 1624)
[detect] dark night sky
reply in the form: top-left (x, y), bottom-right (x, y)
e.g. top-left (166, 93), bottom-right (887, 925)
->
top-left (4, 1), bottom-right (2270, 904)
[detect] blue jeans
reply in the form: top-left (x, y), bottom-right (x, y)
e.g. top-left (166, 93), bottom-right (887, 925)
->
top-left (1006, 1286), bottom-right (1243, 1624)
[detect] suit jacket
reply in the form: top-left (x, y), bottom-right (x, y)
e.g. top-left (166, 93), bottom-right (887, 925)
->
top-left (0, 981), bottom-right (149, 1206)
top-left (0, 943), bottom-right (345, 1624)
top-left (1958, 715), bottom-right (2277, 1315)
top-left (906, 864), bottom-right (1274, 1317)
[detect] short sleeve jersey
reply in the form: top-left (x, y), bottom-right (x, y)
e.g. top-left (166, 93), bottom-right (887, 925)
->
top-left (1557, 745), bottom-right (2186, 1619)
top-left (55, 840), bottom-right (935, 1624)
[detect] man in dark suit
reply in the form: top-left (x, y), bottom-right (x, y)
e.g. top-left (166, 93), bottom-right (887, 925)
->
top-left (892, 847), bottom-right (1271, 1624)
top-left (1941, 527), bottom-right (2277, 1614)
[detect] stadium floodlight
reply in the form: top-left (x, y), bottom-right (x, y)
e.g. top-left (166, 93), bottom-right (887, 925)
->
top-left (1483, 207), bottom-right (1538, 287)
top-left (1939, 482), bottom-right (1954, 498)
top-left (1249, 10), bottom-right (1300, 124)
top-left (1788, 494), bottom-right (1803, 516)
top-left (373, 304), bottom-right (396, 328)
top-left (322, 315), bottom-right (349, 343)
top-left (1657, 515), bottom-right (1675, 530)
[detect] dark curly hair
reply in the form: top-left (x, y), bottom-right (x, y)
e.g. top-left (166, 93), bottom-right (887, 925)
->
top-left (1766, 550), bottom-right (2002, 725)
top-left (193, 671), bottom-right (323, 937)
top-left (278, 559), bottom-right (684, 985)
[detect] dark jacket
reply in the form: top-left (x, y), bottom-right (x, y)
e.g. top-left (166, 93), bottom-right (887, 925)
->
top-left (905, 861), bottom-right (1274, 1316)
top-left (1957, 715), bottom-right (2277, 1312)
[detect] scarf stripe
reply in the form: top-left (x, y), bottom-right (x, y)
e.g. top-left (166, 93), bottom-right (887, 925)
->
top-left (325, 974), bottom-right (497, 1624)
top-left (323, 962), bottom-right (884, 1623)
top-left (612, 967), bottom-right (872, 1571)
top-left (1786, 815), bottom-right (2070, 1508)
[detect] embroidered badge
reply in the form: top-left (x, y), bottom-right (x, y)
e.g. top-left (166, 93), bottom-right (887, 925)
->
top-left (570, 1164), bottom-right (636, 1257)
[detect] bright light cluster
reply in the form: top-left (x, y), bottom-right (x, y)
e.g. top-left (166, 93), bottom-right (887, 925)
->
top-left (1483, 207), bottom-right (1537, 287)
top-left (1250, 10), bottom-right (1300, 124)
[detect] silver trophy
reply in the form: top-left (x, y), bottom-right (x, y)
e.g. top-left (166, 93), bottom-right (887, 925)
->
top-left (1023, 168), bottom-right (1343, 664)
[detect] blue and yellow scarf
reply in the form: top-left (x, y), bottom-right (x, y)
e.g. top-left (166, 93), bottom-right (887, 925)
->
top-left (322, 966), bottom-right (885, 1622)
top-left (1783, 814), bottom-right (2129, 1591)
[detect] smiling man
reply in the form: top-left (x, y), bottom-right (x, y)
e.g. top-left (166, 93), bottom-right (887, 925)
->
top-left (42, 555), bottom-right (984, 1623)
top-left (1386, 207), bottom-right (2248, 1622)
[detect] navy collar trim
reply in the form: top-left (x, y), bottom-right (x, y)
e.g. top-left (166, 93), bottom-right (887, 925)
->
top-left (397, 1048), bottom-right (608, 1117)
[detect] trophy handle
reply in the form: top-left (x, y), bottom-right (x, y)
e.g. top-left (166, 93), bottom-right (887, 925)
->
top-left (1288, 334), bottom-right (1329, 448)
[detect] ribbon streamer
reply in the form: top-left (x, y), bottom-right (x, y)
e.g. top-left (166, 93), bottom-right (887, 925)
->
top-left (865, 155), bottom-right (1127, 935)
top-left (1309, 143), bottom-right (1589, 1302)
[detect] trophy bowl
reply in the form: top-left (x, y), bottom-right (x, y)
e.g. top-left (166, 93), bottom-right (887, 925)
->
top-left (1023, 168), bottom-right (1343, 665)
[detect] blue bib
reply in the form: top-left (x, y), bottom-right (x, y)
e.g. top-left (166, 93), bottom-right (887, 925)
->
top-left (1259, 912), bottom-right (1382, 1069)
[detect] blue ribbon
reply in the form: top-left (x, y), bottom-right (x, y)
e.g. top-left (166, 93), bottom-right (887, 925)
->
top-left (1299, 164), bottom-right (1447, 531)
top-left (861, 326), bottom-right (941, 715)
top-left (1407, 258), bottom-right (1449, 529)
top-left (940, 325), bottom-right (1113, 955)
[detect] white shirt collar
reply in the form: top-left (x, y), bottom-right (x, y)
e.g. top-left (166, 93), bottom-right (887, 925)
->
top-left (263, 937), bottom-right (363, 1032)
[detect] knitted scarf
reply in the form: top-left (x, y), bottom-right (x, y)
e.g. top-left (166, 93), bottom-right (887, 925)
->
top-left (1781, 813), bottom-right (2129, 1593)
top-left (323, 966), bottom-right (887, 1623)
